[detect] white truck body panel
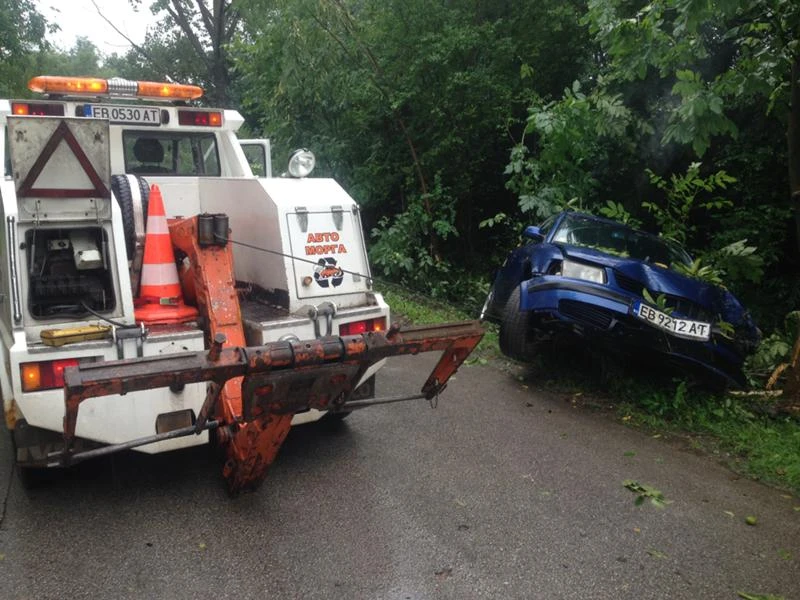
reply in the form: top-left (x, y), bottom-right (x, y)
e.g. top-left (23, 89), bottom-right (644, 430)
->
top-left (0, 88), bottom-right (389, 459)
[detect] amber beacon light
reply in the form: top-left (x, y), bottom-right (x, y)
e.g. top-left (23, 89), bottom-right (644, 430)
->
top-left (28, 76), bottom-right (203, 101)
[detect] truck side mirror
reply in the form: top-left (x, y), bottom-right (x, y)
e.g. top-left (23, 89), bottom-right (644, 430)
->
top-left (522, 225), bottom-right (544, 242)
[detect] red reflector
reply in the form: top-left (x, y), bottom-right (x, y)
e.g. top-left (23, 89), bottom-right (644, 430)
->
top-left (178, 110), bottom-right (222, 127)
top-left (339, 317), bottom-right (387, 336)
top-left (11, 102), bottom-right (65, 117)
top-left (19, 358), bottom-right (79, 392)
top-left (341, 320), bottom-right (367, 335)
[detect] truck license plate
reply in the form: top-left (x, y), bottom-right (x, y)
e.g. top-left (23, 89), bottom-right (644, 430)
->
top-left (89, 104), bottom-right (161, 125)
top-left (633, 301), bottom-right (711, 341)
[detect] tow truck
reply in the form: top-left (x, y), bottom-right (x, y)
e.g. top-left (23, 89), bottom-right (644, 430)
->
top-left (0, 76), bottom-right (483, 494)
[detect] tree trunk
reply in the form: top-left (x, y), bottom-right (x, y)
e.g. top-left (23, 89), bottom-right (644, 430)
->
top-left (789, 55), bottom-right (800, 253)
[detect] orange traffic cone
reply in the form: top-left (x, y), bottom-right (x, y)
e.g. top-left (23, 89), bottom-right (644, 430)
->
top-left (134, 184), bottom-right (198, 325)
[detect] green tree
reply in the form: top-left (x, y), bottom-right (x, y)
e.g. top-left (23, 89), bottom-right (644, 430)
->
top-left (233, 0), bottom-right (591, 293)
top-left (0, 0), bottom-right (52, 96)
top-left (100, 1), bottom-right (239, 105)
top-left (506, 0), bottom-right (799, 322)
top-left (582, 0), bottom-right (800, 248)
top-left (39, 37), bottom-right (108, 77)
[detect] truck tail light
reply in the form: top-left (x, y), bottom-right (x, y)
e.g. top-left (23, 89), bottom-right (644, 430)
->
top-left (339, 317), bottom-right (387, 336)
top-left (11, 102), bottom-right (65, 116)
top-left (20, 358), bottom-right (80, 392)
top-left (178, 110), bottom-right (222, 127)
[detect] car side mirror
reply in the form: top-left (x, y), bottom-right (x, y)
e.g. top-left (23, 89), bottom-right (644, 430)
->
top-left (522, 225), bottom-right (544, 242)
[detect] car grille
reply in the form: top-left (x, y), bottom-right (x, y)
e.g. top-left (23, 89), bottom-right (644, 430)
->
top-left (558, 299), bottom-right (614, 330)
top-left (612, 270), bottom-right (712, 321)
top-left (613, 271), bottom-right (645, 296)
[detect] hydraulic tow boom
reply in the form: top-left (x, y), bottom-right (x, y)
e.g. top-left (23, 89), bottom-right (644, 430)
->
top-left (62, 321), bottom-right (484, 494)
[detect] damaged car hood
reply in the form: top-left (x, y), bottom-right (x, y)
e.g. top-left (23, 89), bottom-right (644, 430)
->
top-left (559, 245), bottom-right (747, 323)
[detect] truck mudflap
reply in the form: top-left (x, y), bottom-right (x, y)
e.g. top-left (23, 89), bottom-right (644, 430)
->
top-left (61, 321), bottom-right (484, 494)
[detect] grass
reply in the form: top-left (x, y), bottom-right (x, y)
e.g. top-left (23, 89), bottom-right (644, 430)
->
top-left (380, 285), bottom-right (800, 496)
top-left (380, 287), bottom-right (501, 363)
top-left (612, 379), bottom-right (800, 494)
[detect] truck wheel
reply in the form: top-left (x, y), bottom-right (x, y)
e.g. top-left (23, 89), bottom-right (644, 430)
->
top-left (111, 174), bottom-right (150, 260)
top-left (499, 285), bottom-right (537, 362)
top-left (9, 432), bottom-right (49, 490)
top-left (325, 411), bottom-right (351, 421)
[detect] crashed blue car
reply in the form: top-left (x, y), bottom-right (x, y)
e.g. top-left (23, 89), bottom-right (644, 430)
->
top-left (480, 211), bottom-right (759, 387)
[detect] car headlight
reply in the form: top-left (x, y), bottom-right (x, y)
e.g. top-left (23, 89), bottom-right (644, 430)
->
top-left (287, 148), bottom-right (316, 178)
top-left (561, 259), bottom-right (606, 284)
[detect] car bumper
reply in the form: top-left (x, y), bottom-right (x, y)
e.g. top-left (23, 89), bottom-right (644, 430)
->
top-left (521, 277), bottom-right (746, 386)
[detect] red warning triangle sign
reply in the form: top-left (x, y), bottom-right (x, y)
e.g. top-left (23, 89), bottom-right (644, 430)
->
top-left (17, 121), bottom-right (110, 199)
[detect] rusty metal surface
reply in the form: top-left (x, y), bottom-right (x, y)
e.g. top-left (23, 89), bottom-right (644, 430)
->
top-left (62, 320), bottom-right (485, 493)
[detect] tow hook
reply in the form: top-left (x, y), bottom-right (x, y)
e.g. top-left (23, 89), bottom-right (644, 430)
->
top-left (306, 301), bottom-right (337, 338)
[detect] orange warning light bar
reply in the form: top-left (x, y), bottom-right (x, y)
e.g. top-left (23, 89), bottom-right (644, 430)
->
top-left (136, 80), bottom-right (203, 100)
top-left (29, 76), bottom-right (108, 95)
top-left (28, 76), bottom-right (203, 101)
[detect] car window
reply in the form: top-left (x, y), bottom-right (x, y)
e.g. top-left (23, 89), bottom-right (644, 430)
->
top-left (123, 131), bottom-right (221, 176)
top-left (538, 215), bottom-right (556, 237)
top-left (552, 214), bottom-right (692, 266)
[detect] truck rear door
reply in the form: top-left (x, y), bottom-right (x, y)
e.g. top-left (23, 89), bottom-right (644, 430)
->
top-left (285, 206), bottom-right (373, 300)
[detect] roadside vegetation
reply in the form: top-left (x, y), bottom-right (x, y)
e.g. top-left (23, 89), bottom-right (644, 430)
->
top-left (5, 1), bottom-right (798, 489)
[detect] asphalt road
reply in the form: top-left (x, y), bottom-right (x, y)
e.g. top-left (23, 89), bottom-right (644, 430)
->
top-left (0, 354), bottom-right (798, 600)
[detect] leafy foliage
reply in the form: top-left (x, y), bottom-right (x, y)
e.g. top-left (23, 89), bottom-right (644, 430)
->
top-left (505, 83), bottom-right (640, 220)
top-left (623, 480), bottom-right (671, 509)
top-left (0, 0), bottom-right (52, 96)
top-left (643, 162), bottom-right (735, 247)
top-left (744, 311), bottom-right (800, 386)
top-left (233, 0), bottom-right (592, 300)
top-left (369, 177), bottom-right (459, 297)
top-left (598, 200), bottom-right (641, 228)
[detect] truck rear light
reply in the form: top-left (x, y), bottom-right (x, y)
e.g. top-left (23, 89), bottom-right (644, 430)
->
top-left (11, 102), bottom-right (65, 116)
top-left (339, 317), bottom-right (387, 336)
top-left (178, 110), bottom-right (222, 127)
top-left (20, 358), bottom-right (79, 392)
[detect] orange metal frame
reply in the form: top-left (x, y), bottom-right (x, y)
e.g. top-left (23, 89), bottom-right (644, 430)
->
top-left (61, 216), bottom-right (484, 494)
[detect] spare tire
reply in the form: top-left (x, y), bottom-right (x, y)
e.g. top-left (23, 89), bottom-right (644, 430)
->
top-left (111, 175), bottom-right (150, 296)
top-left (111, 174), bottom-right (150, 260)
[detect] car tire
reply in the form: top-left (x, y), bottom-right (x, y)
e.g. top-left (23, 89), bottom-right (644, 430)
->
top-left (499, 285), bottom-right (537, 362)
top-left (111, 174), bottom-right (150, 260)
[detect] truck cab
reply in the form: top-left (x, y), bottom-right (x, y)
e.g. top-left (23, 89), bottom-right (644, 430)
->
top-left (0, 76), bottom-right (389, 471)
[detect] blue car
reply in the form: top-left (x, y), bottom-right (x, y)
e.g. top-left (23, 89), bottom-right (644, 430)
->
top-left (480, 211), bottom-right (760, 387)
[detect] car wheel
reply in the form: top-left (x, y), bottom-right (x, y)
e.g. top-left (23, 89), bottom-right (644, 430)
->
top-left (499, 285), bottom-right (537, 362)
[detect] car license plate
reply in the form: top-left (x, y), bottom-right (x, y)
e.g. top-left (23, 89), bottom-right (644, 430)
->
top-left (89, 104), bottom-right (161, 125)
top-left (632, 301), bottom-right (711, 341)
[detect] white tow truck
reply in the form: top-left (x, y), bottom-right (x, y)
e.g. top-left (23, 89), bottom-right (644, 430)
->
top-left (0, 75), bottom-right (390, 479)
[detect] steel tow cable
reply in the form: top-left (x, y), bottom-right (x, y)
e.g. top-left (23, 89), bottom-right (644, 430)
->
top-left (221, 235), bottom-right (485, 318)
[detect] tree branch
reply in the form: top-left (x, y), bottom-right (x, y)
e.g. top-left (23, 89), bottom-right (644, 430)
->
top-left (166, 0), bottom-right (213, 71)
top-left (90, 0), bottom-right (175, 76)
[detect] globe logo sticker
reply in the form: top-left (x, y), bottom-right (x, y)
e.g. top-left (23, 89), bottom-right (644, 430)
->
top-left (314, 257), bottom-right (344, 288)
